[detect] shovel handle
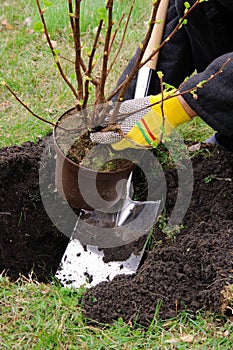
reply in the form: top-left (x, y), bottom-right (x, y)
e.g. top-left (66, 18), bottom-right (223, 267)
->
top-left (143, 0), bottom-right (169, 70)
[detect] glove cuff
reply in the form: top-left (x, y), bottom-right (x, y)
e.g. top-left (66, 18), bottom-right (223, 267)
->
top-left (149, 93), bottom-right (192, 128)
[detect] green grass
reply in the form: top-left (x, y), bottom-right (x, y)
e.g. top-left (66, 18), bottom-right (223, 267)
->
top-left (0, 0), bottom-right (155, 146)
top-left (0, 276), bottom-right (232, 349)
top-left (1, 0), bottom-right (213, 147)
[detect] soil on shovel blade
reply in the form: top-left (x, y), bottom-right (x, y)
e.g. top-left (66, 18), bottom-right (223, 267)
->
top-left (0, 137), bottom-right (232, 327)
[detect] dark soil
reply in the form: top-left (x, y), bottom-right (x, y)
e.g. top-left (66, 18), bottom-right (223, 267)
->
top-left (0, 139), bottom-right (69, 282)
top-left (55, 110), bottom-right (134, 172)
top-left (0, 138), bottom-right (232, 327)
top-left (65, 132), bottom-right (133, 172)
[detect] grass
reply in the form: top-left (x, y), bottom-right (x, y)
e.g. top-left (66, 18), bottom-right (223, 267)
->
top-left (0, 276), bottom-right (232, 349)
top-left (0, 0), bottom-right (213, 147)
top-left (0, 0), bottom-right (229, 348)
top-left (0, 0), bottom-right (155, 146)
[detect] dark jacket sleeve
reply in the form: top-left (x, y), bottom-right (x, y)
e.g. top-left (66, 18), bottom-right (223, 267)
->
top-left (180, 53), bottom-right (233, 136)
top-left (217, 0), bottom-right (233, 12)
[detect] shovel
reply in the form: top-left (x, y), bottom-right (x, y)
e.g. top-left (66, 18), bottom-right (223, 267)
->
top-left (134, 0), bottom-right (169, 98)
top-left (55, 2), bottom-right (169, 289)
top-left (55, 173), bottom-right (161, 288)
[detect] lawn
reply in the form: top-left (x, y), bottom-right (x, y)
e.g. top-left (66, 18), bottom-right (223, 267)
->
top-left (0, 0), bottom-right (213, 147)
top-left (0, 276), bottom-right (232, 349)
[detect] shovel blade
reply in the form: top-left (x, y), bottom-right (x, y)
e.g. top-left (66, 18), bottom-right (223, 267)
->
top-left (55, 239), bottom-right (145, 288)
top-left (55, 199), bottom-right (160, 289)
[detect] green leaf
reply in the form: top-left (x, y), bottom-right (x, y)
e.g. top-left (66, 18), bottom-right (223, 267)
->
top-left (84, 75), bottom-right (92, 82)
top-left (88, 85), bottom-right (94, 94)
top-left (196, 79), bottom-right (207, 88)
top-left (70, 73), bottom-right (76, 82)
top-left (151, 139), bottom-right (159, 148)
top-left (44, 0), bottom-right (52, 6)
top-left (0, 80), bottom-right (7, 87)
top-left (157, 71), bottom-right (164, 79)
top-left (53, 49), bottom-right (61, 56)
top-left (97, 7), bottom-right (107, 20)
top-left (84, 47), bottom-right (92, 57)
top-left (33, 22), bottom-right (44, 32)
top-left (163, 82), bottom-right (176, 91)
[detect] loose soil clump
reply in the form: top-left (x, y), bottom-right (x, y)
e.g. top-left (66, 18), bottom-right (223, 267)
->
top-left (55, 109), bottom-right (134, 172)
top-left (0, 138), bottom-right (232, 327)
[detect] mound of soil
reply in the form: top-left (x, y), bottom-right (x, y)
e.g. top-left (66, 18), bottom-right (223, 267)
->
top-left (0, 139), bottom-right (69, 282)
top-left (0, 138), bottom-right (232, 326)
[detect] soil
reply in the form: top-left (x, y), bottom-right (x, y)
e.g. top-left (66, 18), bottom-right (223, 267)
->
top-left (55, 109), bottom-right (134, 172)
top-left (0, 139), bottom-right (69, 282)
top-left (0, 138), bottom-right (232, 327)
top-left (66, 132), bottom-right (133, 172)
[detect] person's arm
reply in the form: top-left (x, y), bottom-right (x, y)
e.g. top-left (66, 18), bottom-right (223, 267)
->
top-left (180, 52), bottom-right (233, 136)
top-left (91, 53), bottom-right (233, 149)
top-left (90, 91), bottom-right (193, 150)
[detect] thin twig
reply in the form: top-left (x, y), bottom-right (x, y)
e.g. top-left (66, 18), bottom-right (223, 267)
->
top-left (35, 0), bottom-right (79, 103)
top-left (109, 0), bottom-right (202, 107)
top-left (113, 0), bottom-right (162, 103)
top-left (107, 0), bottom-right (135, 77)
top-left (140, 0), bottom-right (201, 68)
top-left (106, 0), bottom-right (161, 125)
top-left (68, 0), bottom-right (75, 33)
top-left (74, 0), bottom-right (83, 101)
top-left (106, 58), bottom-right (231, 126)
top-left (68, 0), bottom-right (87, 73)
top-left (96, 0), bottom-right (114, 104)
top-left (108, 13), bottom-right (125, 54)
top-left (60, 54), bottom-right (75, 65)
top-left (5, 83), bottom-right (58, 128)
top-left (4, 82), bottom-right (91, 132)
top-left (82, 19), bottom-right (104, 108)
top-left (4, 57), bottom-right (229, 136)
top-left (178, 57), bottom-right (232, 95)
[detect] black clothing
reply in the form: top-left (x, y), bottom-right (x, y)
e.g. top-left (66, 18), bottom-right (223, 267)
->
top-left (114, 0), bottom-right (233, 148)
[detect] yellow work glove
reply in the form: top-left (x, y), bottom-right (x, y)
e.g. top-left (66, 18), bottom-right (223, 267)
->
top-left (90, 91), bottom-right (192, 150)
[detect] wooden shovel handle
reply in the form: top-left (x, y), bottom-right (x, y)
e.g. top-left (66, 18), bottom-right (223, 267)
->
top-left (143, 0), bottom-right (169, 70)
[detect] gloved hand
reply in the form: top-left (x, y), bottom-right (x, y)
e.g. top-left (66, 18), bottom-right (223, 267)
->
top-left (90, 91), bottom-right (192, 150)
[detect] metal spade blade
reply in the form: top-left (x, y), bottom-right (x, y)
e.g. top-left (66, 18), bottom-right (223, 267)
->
top-left (55, 173), bottom-right (160, 288)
